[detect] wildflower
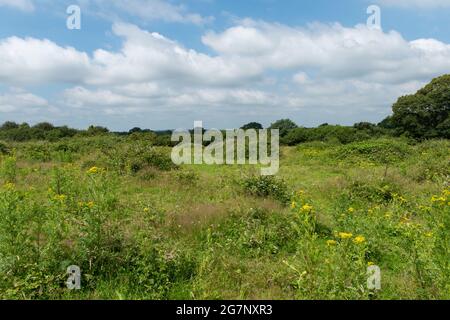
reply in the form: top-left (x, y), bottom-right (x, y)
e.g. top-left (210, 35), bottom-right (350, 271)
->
top-left (338, 232), bottom-right (353, 240)
top-left (54, 194), bottom-right (67, 202)
top-left (353, 235), bottom-right (366, 244)
top-left (87, 201), bottom-right (95, 208)
top-left (348, 207), bottom-right (355, 214)
top-left (87, 166), bottom-right (100, 174)
top-left (431, 195), bottom-right (446, 204)
top-left (144, 207), bottom-right (150, 213)
top-left (424, 232), bottom-right (433, 238)
top-left (300, 204), bottom-right (313, 213)
top-left (327, 240), bottom-right (337, 246)
top-left (367, 261), bottom-right (375, 267)
top-left (291, 201), bottom-right (297, 209)
top-left (4, 182), bottom-right (15, 190)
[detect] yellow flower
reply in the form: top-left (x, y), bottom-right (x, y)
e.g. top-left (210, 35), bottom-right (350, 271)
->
top-left (291, 201), bottom-right (297, 209)
top-left (87, 201), bottom-right (95, 208)
top-left (327, 240), bottom-right (337, 246)
top-left (144, 207), bottom-right (150, 213)
top-left (54, 194), bottom-right (67, 202)
top-left (347, 207), bottom-right (355, 213)
top-left (300, 204), bottom-right (313, 213)
top-left (367, 261), bottom-right (375, 267)
top-left (4, 182), bottom-right (15, 190)
top-left (338, 232), bottom-right (353, 240)
top-left (87, 166), bottom-right (100, 174)
top-left (353, 235), bottom-right (366, 244)
top-left (424, 232), bottom-right (433, 238)
top-left (431, 195), bottom-right (446, 203)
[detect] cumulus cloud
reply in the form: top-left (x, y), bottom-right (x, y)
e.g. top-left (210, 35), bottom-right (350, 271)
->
top-left (202, 20), bottom-right (450, 84)
top-left (0, 0), bottom-right (34, 12)
top-left (0, 37), bottom-right (91, 85)
top-left (1, 20), bottom-right (450, 127)
top-left (0, 88), bottom-right (53, 114)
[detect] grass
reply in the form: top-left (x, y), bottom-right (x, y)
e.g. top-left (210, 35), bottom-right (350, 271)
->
top-left (0, 136), bottom-right (448, 300)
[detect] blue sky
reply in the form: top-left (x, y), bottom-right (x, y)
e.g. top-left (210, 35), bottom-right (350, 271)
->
top-left (1, 0), bottom-right (450, 130)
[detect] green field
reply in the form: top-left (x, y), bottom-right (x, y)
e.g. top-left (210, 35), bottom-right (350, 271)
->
top-left (0, 136), bottom-right (448, 299)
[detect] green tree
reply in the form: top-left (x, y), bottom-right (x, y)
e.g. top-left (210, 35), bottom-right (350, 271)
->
top-left (0, 122), bottom-right (19, 130)
top-left (269, 119), bottom-right (298, 137)
top-left (391, 74), bottom-right (450, 139)
top-left (241, 122), bottom-right (263, 130)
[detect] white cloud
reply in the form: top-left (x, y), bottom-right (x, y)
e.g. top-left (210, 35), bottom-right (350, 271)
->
top-left (0, 88), bottom-right (53, 114)
top-left (0, 0), bottom-right (34, 12)
top-left (202, 20), bottom-right (450, 84)
top-left (0, 37), bottom-right (91, 85)
top-left (1, 20), bottom-right (450, 127)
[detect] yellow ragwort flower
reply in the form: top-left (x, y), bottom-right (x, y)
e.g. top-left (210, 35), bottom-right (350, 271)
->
top-left (144, 207), bottom-right (150, 213)
top-left (87, 166), bottom-right (100, 174)
top-left (353, 235), bottom-right (366, 244)
top-left (291, 201), bottom-right (297, 209)
top-left (338, 232), bottom-right (353, 240)
top-left (431, 195), bottom-right (446, 203)
top-left (53, 194), bottom-right (67, 202)
top-left (327, 240), bottom-right (337, 246)
top-left (4, 182), bottom-right (15, 190)
top-left (300, 204), bottom-right (313, 212)
top-left (367, 261), bottom-right (375, 267)
top-left (347, 207), bottom-right (355, 213)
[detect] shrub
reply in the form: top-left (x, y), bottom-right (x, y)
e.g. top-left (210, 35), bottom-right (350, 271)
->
top-left (242, 175), bottom-right (290, 204)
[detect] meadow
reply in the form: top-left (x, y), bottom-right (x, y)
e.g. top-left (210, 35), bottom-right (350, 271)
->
top-left (0, 135), bottom-right (449, 300)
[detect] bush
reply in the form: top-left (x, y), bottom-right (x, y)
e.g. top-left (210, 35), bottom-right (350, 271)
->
top-left (333, 139), bottom-right (412, 165)
top-left (242, 175), bottom-right (290, 204)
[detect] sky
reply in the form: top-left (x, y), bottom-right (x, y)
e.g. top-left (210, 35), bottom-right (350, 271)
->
top-left (1, 0), bottom-right (450, 130)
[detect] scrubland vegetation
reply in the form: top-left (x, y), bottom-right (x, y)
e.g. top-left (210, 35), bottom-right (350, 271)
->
top-left (0, 75), bottom-right (448, 300)
top-left (0, 135), bottom-right (448, 299)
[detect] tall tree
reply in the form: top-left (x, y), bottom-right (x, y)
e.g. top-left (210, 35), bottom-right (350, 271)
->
top-left (391, 74), bottom-right (450, 139)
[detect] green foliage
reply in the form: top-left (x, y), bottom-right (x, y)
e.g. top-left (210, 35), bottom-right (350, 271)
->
top-left (0, 142), bottom-right (10, 155)
top-left (284, 125), bottom-right (389, 146)
top-left (333, 139), bottom-right (412, 165)
top-left (241, 122), bottom-right (263, 130)
top-left (242, 175), bottom-right (290, 204)
top-left (269, 119), bottom-right (298, 137)
top-left (0, 155), bottom-right (17, 183)
top-left (391, 74), bottom-right (450, 139)
top-left (0, 136), bottom-right (448, 300)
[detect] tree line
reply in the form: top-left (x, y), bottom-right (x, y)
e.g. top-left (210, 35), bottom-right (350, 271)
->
top-left (1, 74), bottom-right (448, 144)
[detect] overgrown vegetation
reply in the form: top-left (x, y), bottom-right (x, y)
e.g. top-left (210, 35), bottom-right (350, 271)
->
top-left (0, 75), bottom-right (448, 300)
top-left (0, 136), bottom-right (448, 299)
